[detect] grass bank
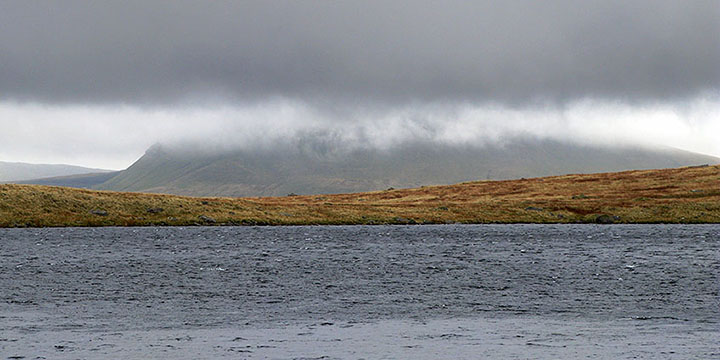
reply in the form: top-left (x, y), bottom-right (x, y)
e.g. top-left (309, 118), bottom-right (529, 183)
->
top-left (1, 165), bottom-right (719, 227)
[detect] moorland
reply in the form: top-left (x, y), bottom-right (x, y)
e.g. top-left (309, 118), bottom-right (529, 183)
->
top-left (1, 165), bottom-right (718, 227)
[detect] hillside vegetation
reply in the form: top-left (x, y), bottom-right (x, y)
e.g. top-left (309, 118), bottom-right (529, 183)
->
top-left (1, 165), bottom-right (719, 227)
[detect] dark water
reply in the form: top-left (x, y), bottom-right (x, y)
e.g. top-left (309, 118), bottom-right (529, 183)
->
top-left (1, 225), bottom-right (718, 359)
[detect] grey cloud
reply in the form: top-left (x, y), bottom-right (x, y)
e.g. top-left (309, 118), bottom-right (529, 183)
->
top-left (1, 1), bottom-right (718, 106)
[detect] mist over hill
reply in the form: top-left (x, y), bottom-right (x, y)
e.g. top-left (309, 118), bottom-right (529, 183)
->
top-left (45, 138), bottom-right (714, 197)
top-left (2, 2), bottom-right (719, 192)
top-left (0, 161), bottom-right (112, 183)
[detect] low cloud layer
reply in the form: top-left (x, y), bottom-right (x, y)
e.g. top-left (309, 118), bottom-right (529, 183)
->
top-left (1, 1), bottom-right (718, 106)
top-left (1, 2), bottom-right (717, 168)
top-left (2, 94), bottom-right (718, 169)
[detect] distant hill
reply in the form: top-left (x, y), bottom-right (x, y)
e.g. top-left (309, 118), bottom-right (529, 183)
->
top-left (81, 139), bottom-right (720, 197)
top-left (16, 171), bottom-right (121, 188)
top-left (0, 161), bottom-right (113, 182)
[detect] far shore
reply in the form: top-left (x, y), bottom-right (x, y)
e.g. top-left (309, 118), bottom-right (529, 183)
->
top-left (1, 165), bottom-right (719, 228)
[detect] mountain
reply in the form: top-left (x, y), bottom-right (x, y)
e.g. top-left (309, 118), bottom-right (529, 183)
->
top-left (0, 161), bottom-right (113, 183)
top-left (81, 139), bottom-right (719, 197)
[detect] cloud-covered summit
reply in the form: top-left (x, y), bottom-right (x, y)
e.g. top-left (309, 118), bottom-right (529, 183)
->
top-left (1, 1), bottom-right (718, 169)
top-left (2, 1), bottom-right (718, 106)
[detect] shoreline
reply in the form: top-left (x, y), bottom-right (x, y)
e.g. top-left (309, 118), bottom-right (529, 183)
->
top-left (2, 165), bottom-right (719, 228)
top-left (3, 220), bottom-right (720, 229)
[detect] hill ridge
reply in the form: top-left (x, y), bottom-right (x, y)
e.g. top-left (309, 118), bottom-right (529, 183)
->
top-left (0, 161), bottom-right (113, 182)
top-left (90, 139), bottom-right (719, 197)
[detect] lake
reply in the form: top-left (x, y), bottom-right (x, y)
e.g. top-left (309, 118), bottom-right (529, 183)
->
top-left (1, 225), bottom-right (718, 359)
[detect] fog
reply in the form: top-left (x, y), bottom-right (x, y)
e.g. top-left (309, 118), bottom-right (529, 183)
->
top-left (1, 94), bottom-right (718, 170)
top-left (0, 1), bottom-right (718, 168)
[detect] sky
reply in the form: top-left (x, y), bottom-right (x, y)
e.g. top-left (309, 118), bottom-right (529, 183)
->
top-left (0, 1), bottom-right (718, 169)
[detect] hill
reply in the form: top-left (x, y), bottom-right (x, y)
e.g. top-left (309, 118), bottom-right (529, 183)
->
top-left (0, 161), bottom-right (112, 182)
top-left (16, 171), bottom-right (121, 188)
top-left (86, 139), bottom-right (719, 197)
top-left (1, 164), bottom-right (718, 227)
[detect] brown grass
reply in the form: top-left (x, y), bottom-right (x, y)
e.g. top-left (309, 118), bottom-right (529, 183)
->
top-left (1, 165), bottom-right (719, 227)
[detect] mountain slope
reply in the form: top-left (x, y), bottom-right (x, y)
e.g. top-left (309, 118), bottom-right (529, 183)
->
top-left (0, 161), bottom-right (113, 182)
top-left (92, 139), bottom-right (720, 197)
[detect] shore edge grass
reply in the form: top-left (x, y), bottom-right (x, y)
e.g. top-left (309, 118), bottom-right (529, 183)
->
top-left (1, 165), bottom-right (719, 227)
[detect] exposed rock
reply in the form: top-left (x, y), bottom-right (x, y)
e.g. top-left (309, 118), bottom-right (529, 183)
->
top-left (393, 217), bottom-right (416, 224)
top-left (198, 215), bottom-right (216, 224)
top-left (525, 206), bottom-right (543, 211)
top-left (89, 209), bottom-right (108, 216)
top-left (146, 207), bottom-right (164, 214)
top-left (595, 214), bottom-right (620, 224)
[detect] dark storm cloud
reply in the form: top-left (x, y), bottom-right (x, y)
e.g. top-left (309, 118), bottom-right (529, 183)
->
top-left (1, 1), bottom-right (718, 105)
